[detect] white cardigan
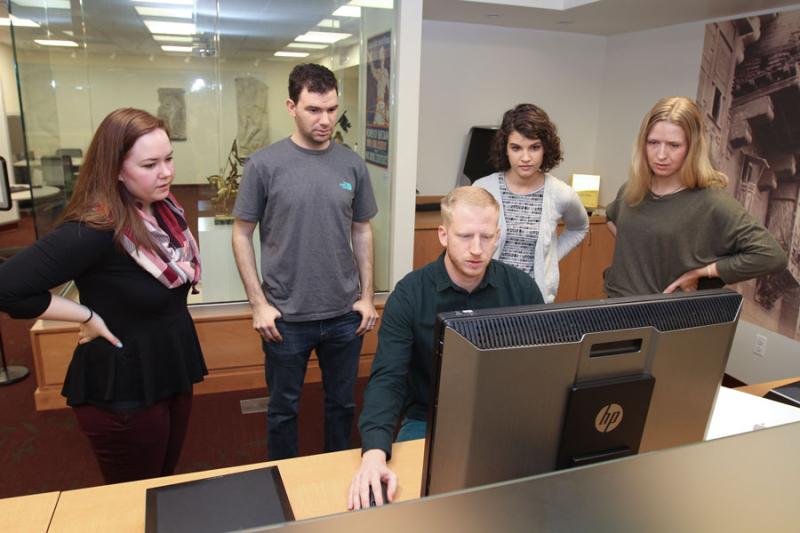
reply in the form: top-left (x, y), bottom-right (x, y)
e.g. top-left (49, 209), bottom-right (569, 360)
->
top-left (473, 172), bottom-right (589, 303)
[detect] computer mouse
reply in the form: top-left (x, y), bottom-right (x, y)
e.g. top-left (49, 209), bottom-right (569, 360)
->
top-left (368, 481), bottom-right (390, 507)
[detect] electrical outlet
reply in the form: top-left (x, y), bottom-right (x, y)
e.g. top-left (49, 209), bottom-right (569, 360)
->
top-left (753, 334), bottom-right (767, 357)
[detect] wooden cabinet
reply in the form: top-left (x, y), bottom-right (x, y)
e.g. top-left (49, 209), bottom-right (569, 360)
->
top-left (30, 300), bottom-right (385, 411)
top-left (555, 216), bottom-right (615, 302)
top-left (413, 210), bottom-right (443, 269)
top-left (413, 209), bottom-right (615, 303)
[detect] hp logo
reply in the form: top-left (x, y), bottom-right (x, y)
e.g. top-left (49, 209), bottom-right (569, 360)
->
top-left (595, 403), bottom-right (624, 433)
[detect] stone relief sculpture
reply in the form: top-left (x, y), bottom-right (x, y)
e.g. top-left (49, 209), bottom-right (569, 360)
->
top-left (235, 77), bottom-right (269, 157)
top-left (157, 88), bottom-right (187, 141)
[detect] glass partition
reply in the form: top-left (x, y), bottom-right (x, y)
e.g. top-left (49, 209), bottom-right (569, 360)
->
top-left (7, 0), bottom-right (394, 300)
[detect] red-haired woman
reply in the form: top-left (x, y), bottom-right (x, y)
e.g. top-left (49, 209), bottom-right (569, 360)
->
top-left (0, 108), bottom-right (206, 483)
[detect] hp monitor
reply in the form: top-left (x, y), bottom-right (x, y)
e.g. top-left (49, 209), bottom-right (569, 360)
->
top-left (422, 289), bottom-right (742, 496)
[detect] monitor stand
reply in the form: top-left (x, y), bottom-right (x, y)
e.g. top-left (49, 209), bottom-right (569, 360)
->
top-left (557, 374), bottom-right (655, 469)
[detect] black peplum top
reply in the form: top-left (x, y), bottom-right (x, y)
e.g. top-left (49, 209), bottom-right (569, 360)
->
top-left (0, 222), bottom-right (207, 409)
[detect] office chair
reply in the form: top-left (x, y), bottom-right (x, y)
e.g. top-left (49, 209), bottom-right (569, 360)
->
top-left (41, 156), bottom-right (66, 188)
top-left (56, 148), bottom-right (82, 158)
top-left (40, 155), bottom-right (76, 199)
top-left (0, 324), bottom-right (28, 386)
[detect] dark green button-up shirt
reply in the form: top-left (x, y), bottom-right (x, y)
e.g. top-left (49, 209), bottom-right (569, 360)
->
top-left (359, 254), bottom-right (543, 457)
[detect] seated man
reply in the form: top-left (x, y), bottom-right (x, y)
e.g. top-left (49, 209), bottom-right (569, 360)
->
top-left (348, 186), bottom-right (543, 509)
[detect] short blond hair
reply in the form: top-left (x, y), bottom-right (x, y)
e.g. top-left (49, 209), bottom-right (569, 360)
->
top-left (440, 186), bottom-right (499, 226)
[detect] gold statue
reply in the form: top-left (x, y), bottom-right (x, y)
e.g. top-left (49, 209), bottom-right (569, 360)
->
top-left (206, 139), bottom-right (246, 224)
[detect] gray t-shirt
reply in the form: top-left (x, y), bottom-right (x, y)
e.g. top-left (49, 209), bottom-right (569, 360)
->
top-left (233, 137), bottom-right (378, 321)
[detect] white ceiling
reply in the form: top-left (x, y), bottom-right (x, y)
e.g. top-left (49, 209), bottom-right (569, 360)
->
top-left (424, 0), bottom-right (800, 35)
top-left (1, 0), bottom-right (363, 60)
top-left (2, 0), bottom-right (799, 56)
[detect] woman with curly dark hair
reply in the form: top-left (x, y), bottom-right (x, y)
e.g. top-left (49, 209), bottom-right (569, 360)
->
top-left (473, 103), bottom-right (588, 302)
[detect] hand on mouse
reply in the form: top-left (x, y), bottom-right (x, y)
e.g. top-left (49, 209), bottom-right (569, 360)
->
top-left (347, 449), bottom-right (398, 510)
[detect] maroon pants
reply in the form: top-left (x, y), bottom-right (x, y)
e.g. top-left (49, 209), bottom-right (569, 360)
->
top-left (73, 393), bottom-right (192, 484)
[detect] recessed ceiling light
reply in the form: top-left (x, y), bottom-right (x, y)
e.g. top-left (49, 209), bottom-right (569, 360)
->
top-left (275, 51), bottom-right (310, 58)
top-left (135, 6), bottom-right (193, 19)
top-left (133, 0), bottom-right (194, 5)
top-left (333, 5), bottom-right (361, 17)
top-left (14, 0), bottom-right (71, 9)
top-left (348, 0), bottom-right (392, 9)
top-left (34, 39), bottom-right (79, 47)
top-left (318, 19), bottom-right (341, 29)
top-left (153, 34), bottom-right (194, 43)
top-left (161, 45), bottom-right (193, 53)
top-left (295, 31), bottom-right (351, 44)
top-left (143, 20), bottom-right (196, 35)
top-left (287, 43), bottom-right (328, 50)
top-left (0, 16), bottom-right (40, 28)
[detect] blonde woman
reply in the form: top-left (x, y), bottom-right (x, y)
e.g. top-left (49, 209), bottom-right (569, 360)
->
top-left (604, 96), bottom-right (786, 297)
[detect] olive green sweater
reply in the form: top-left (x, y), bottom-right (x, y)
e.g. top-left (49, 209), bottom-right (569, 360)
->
top-left (604, 186), bottom-right (787, 297)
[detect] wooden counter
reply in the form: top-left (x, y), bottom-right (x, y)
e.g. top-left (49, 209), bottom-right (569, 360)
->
top-left (0, 491), bottom-right (60, 533)
top-left (414, 209), bottom-right (615, 302)
top-left (48, 440), bottom-right (424, 532)
top-left (30, 296), bottom-right (387, 411)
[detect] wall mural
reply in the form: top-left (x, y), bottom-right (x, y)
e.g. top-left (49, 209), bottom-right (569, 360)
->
top-left (157, 88), bottom-right (187, 141)
top-left (697, 9), bottom-right (800, 340)
top-left (235, 76), bottom-right (270, 158)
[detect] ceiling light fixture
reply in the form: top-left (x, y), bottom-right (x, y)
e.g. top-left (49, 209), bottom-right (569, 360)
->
top-left (133, 0), bottom-right (194, 5)
top-left (161, 45), bottom-right (193, 53)
top-left (287, 43), bottom-right (328, 50)
top-left (135, 6), bottom-right (193, 19)
top-left (348, 0), bottom-right (393, 9)
top-left (0, 16), bottom-right (40, 28)
top-left (15, 0), bottom-right (71, 9)
top-left (153, 34), bottom-right (194, 43)
top-left (333, 5), bottom-right (361, 17)
top-left (275, 51), bottom-right (310, 58)
top-left (294, 31), bottom-right (351, 44)
top-left (317, 19), bottom-right (341, 29)
top-left (34, 39), bottom-right (79, 47)
top-left (143, 20), bottom-right (196, 35)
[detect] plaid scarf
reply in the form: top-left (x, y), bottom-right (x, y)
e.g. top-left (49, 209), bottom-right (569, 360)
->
top-left (121, 194), bottom-right (201, 292)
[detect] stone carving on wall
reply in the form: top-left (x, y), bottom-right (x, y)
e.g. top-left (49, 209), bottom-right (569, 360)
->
top-left (157, 88), bottom-right (187, 141)
top-left (698, 10), bottom-right (800, 340)
top-left (235, 77), bottom-right (269, 157)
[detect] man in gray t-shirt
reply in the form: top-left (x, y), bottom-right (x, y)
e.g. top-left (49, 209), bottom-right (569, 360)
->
top-left (232, 64), bottom-right (378, 460)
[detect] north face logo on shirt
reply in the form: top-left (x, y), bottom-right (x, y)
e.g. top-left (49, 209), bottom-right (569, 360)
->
top-left (339, 181), bottom-right (353, 191)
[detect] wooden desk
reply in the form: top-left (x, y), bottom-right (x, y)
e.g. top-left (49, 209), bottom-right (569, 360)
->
top-left (48, 440), bottom-right (424, 532)
top-left (9, 185), bottom-right (62, 202)
top-left (735, 376), bottom-right (800, 398)
top-left (0, 491), bottom-right (60, 533)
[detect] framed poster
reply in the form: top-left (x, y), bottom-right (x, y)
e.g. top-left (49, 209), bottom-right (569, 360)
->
top-left (365, 31), bottom-right (391, 168)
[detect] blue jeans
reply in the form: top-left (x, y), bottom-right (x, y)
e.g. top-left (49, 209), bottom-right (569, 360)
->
top-left (263, 311), bottom-right (363, 460)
